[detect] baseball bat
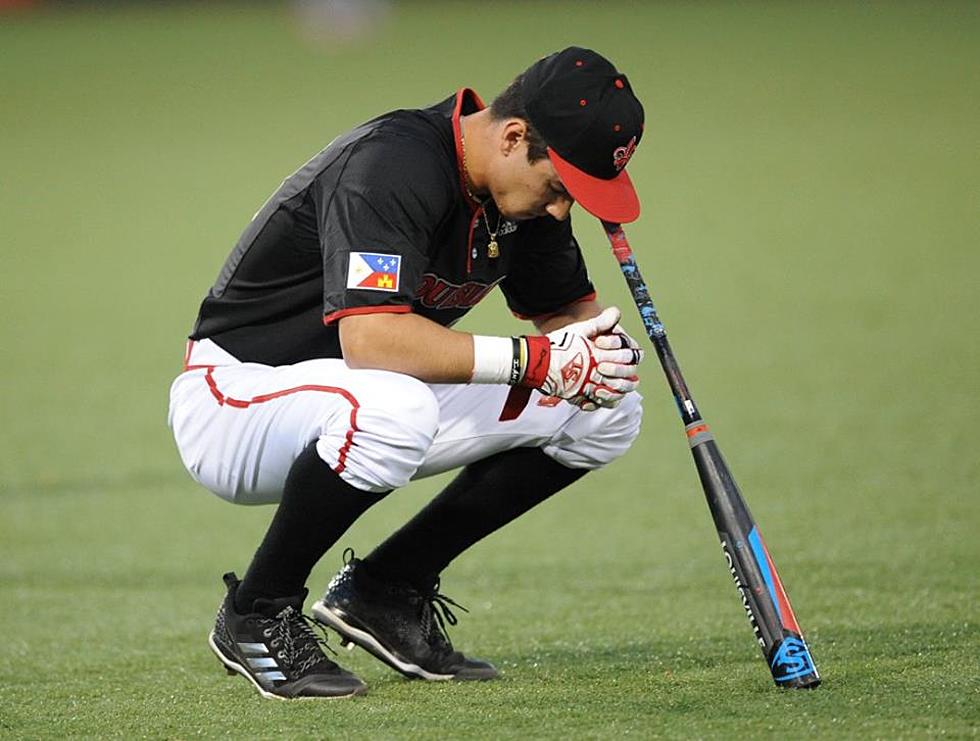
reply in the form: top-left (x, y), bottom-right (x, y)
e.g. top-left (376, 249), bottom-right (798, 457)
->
top-left (601, 220), bottom-right (820, 689)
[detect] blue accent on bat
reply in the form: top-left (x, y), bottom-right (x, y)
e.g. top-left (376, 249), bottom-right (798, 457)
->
top-left (748, 527), bottom-right (782, 623)
top-left (771, 637), bottom-right (817, 682)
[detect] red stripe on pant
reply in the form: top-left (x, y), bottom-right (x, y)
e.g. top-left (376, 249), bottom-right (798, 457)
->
top-left (201, 366), bottom-right (360, 474)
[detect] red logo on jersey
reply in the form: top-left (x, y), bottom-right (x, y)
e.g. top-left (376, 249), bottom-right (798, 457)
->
top-left (561, 352), bottom-right (584, 390)
top-left (613, 136), bottom-right (637, 172)
top-left (415, 274), bottom-right (502, 311)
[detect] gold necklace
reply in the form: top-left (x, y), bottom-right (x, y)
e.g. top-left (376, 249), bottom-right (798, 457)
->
top-left (461, 129), bottom-right (501, 259)
top-left (483, 206), bottom-right (502, 259)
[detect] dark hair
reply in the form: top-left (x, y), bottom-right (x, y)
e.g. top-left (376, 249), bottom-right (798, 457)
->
top-left (489, 74), bottom-right (549, 163)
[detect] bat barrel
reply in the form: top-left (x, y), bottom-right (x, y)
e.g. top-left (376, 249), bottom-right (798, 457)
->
top-left (691, 433), bottom-right (820, 688)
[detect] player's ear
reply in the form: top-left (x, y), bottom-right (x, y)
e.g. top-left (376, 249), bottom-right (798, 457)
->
top-left (500, 118), bottom-right (528, 156)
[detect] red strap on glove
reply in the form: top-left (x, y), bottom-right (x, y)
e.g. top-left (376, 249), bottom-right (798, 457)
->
top-left (520, 335), bottom-right (551, 390)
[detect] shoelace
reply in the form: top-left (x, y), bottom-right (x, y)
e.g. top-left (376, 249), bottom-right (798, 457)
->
top-left (418, 580), bottom-right (469, 651)
top-left (266, 606), bottom-right (338, 674)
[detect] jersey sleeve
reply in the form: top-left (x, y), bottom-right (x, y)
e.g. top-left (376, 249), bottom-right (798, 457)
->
top-left (315, 131), bottom-right (454, 324)
top-left (500, 214), bottom-right (597, 320)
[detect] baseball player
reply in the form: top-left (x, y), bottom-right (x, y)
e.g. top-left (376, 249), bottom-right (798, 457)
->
top-left (169, 47), bottom-right (646, 700)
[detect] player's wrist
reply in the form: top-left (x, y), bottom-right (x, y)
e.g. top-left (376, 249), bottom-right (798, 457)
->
top-left (470, 335), bottom-right (524, 385)
top-left (470, 335), bottom-right (551, 387)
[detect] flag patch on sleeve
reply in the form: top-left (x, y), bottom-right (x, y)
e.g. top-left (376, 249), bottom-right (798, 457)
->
top-left (346, 252), bottom-right (401, 292)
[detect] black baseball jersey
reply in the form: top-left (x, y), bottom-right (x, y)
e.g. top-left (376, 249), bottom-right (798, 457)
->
top-left (191, 89), bottom-right (596, 366)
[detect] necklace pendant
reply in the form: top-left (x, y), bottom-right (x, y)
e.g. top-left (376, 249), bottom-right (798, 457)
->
top-left (471, 246), bottom-right (478, 260)
top-left (487, 239), bottom-right (499, 258)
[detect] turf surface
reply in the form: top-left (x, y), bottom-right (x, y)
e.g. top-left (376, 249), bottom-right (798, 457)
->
top-left (1, 2), bottom-right (978, 737)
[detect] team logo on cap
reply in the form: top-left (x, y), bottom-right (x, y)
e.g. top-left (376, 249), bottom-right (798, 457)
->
top-left (612, 136), bottom-right (638, 172)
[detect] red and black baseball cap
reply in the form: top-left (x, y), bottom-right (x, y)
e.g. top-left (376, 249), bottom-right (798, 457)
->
top-left (522, 47), bottom-right (644, 223)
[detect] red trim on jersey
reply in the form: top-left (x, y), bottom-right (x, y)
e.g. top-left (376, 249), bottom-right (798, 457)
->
top-left (451, 87), bottom-right (486, 211)
top-left (511, 291), bottom-right (599, 321)
top-left (323, 304), bottom-right (413, 325)
top-left (452, 88), bottom-right (491, 276)
top-left (201, 366), bottom-right (361, 475)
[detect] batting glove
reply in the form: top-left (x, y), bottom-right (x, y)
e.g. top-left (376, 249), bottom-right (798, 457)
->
top-left (567, 328), bottom-right (642, 410)
top-left (552, 306), bottom-right (624, 341)
top-left (519, 308), bottom-right (643, 401)
top-left (557, 318), bottom-right (642, 410)
top-left (470, 307), bottom-right (643, 414)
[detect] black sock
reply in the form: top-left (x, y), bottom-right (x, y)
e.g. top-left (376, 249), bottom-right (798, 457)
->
top-left (235, 441), bottom-right (388, 612)
top-left (362, 447), bottom-right (586, 590)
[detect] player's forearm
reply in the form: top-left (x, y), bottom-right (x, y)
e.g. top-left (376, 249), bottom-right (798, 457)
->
top-left (338, 312), bottom-right (476, 383)
top-left (533, 299), bottom-right (603, 334)
top-left (340, 306), bottom-right (640, 409)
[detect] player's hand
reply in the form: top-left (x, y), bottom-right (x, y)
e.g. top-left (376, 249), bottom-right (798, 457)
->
top-left (550, 308), bottom-right (643, 367)
top-left (568, 329), bottom-right (642, 411)
top-left (520, 308), bottom-right (642, 401)
top-left (553, 306), bottom-right (624, 340)
top-left (566, 320), bottom-right (643, 411)
top-left (595, 324), bottom-right (642, 357)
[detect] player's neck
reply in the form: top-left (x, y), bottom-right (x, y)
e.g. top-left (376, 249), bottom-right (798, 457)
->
top-left (459, 111), bottom-right (492, 199)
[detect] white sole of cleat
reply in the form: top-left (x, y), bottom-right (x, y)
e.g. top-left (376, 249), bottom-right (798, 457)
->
top-left (311, 600), bottom-right (455, 681)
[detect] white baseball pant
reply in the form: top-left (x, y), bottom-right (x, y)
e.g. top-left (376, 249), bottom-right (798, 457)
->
top-left (168, 339), bottom-right (643, 505)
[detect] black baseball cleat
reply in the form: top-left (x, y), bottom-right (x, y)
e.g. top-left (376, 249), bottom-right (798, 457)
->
top-left (208, 572), bottom-right (367, 700)
top-left (311, 551), bottom-right (498, 681)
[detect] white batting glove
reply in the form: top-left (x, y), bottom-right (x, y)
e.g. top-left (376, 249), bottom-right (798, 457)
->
top-left (596, 324), bottom-right (642, 353)
top-left (555, 306), bottom-right (623, 340)
top-left (519, 308), bottom-right (642, 401)
top-left (470, 307), bottom-right (643, 415)
top-left (549, 309), bottom-right (643, 367)
top-left (567, 323), bottom-right (643, 411)
top-left (570, 334), bottom-right (642, 411)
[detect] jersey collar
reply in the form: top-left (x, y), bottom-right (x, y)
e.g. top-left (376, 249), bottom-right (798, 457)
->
top-left (451, 87), bottom-right (486, 212)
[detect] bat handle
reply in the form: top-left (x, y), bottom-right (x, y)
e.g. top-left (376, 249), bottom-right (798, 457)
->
top-left (601, 220), bottom-right (702, 426)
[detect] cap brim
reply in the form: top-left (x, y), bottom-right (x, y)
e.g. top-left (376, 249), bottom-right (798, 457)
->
top-left (548, 148), bottom-right (640, 224)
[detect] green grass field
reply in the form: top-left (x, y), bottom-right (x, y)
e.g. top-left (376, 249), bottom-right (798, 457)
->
top-left (2, 2), bottom-right (978, 737)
